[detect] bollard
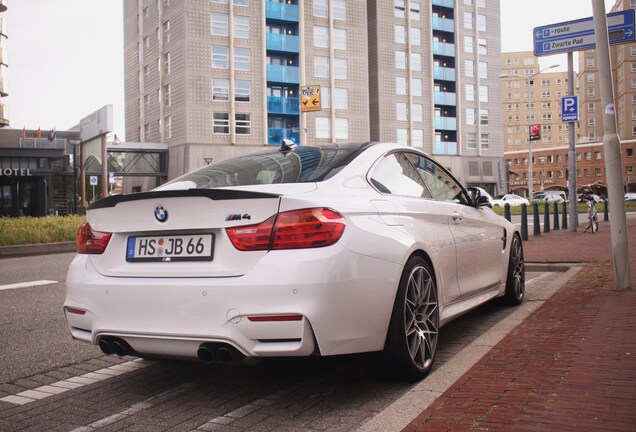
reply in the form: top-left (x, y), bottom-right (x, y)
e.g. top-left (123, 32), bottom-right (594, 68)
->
top-left (604, 199), bottom-right (609, 221)
top-left (533, 202), bottom-right (541, 236)
top-left (553, 201), bottom-right (560, 230)
top-left (562, 201), bottom-right (568, 230)
top-left (543, 202), bottom-right (550, 233)
top-left (504, 203), bottom-right (511, 222)
top-left (521, 203), bottom-right (528, 241)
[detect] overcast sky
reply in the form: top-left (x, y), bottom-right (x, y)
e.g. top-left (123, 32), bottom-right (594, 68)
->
top-left (3, 0), bottom-right (617, 139)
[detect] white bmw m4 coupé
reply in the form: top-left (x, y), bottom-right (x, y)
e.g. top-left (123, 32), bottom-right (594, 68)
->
top-left (64, 142), bottom-right (525, 380)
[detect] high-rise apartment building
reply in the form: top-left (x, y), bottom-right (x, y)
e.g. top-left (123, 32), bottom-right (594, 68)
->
top-left (125, 0), bottom-right (504, 191)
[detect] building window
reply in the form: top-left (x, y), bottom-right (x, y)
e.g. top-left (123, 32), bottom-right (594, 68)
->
top-left (395, 25), bottom-right (406, 44)
top-left (477, 14), bottom-right (486, 31)
top-left (467, 132), bottom-right (477, 149)
top-left (314, 26), bottom-right (328, 48)
top-left (164, 116), bottom-right (172, 139)
top-left (334, 58), bottom-right (347, 79)
top-left (234, 48), bottom-right (250, 70)
top-left (478, 62), bottom-right (487, 78)
top-left (412, 104), bottom-right (423, 122)
top-left (396, 103), bottom-right (408, 121)
top-left (144, 94), bottom-right (150, 109)
top-left (595, 151), bottom-right (602, 160)
top-left (396, 77), bottom-right (407, 95)
top-left (412, 129), bottom-right (423, 147)
top-left (464, 12), bottom-right (473, 29)
top-left (163, 52), bottom-right (171, 74)
top-left (143, 36), bottom-right (149, 49)
top-left (333, 28), bottom-right (347, 50)
top-left (587, 73), bottom-right (595, 82)
top-left (335, 118), bottom-right (349, 140)
top-left (464, 36), bottom-right (474, 53)
top-left (480, 109), bottom-right (489, 125)
top-left (466, 84), bottom-right (475, 101)
top-left (314, 0), bottom-right (327, 17)
top-left (595, 168), bottom-right (602, 176)
top-left (212, 46), bottom-right (229, 69)
top-left (478, 38), bottom-right (487, 54)
top-left (394, 0), bottom-right (406, 18)
top-left (466, 108), bottom-right (475, 125)
top-left (479, 85), bottom-right (489, 102)
top-left (397, 129), bottom-right (408, 145)
top-left (321, 87), bottom-right (330, 108)
top-left (411, 53), bottom-right (422, 71)
top-left (628, 166), bottom-right (634, 175)
top-left (163, 20), bottom-right (170, 43)
top-left (333, 0), bottom-right (346, 20)
top-left (315, 56), bottom-right (329, 77)
top-left (164, 84), bottom-right (171, 106)
top-left (334, 88), bottom-right (348, 110)
top-left (465, 60), bottom-right (474, 77)
top-left (588, 117), bottom-right (595, 127)
top-left (316, 117), bottom-right (330, 139)
top-left (234, 16), bottom-right (249, 39)
top-left (588, 103), bottom-right (595, 112)
top-left (480, 133), bottom-right (489, 149)
top-left (586, 57), bottom-right (594, 67)
top-left (235, 80), bottom-right (250, 102)
top-left (627, 148), bottom-right (634, 157)
top-left (213, 79), bottom-right (229, 101)
top-left (211, 13), bottom-right (228, 36)
top-left (412, 78), bottom-right (422, 96)
top-left (396, 51), bottom-right (406, 69)
top-left (213, 113), bottom-right (230, 134)
top-left (587, 87), bottom-right (595, 97)
top-left (235, 113), bottom-right (251, 135)
top-left (411, 27), bottom-right (421, 46)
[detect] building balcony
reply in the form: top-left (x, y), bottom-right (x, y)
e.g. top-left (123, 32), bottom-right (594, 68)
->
top-left (434, 116), bottom-right (457, 131)
top-left (432, 17), bottom-right (454, 33)
top-left (432, 0), bottom-right (454, 8)
top-left (266, 33), bottom-right (300, 53)
top-left (434, 91), bottom-right (456, 106)
top-left (433, 41), bottom-right (455, 57)
top-left (433, 66), bottom-right (456, 81)
top-left (435, 141), bottom-right (458, 155)
top-left (267, 96), bottom-right (300, 115)
top-left (268, 127), bottom-right (300, 145)
top-left (265, 1), bottom-right (299, 22)
top-left (267, 64), bottom-right (300, 84)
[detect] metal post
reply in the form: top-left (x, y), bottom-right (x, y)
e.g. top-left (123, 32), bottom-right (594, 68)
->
top-left (527, 78), bottom-right (534, 201)
top-left (533, 202), bottom-right (541, 236)
top-left (562, 201), bottom-right (568, 230)
top-left (521, 203), bottom-right (528, 241)
top-left (567, 52), bottom-right (578, 232)
top-left (553, 201), bottom-right (560, 230)
top-left (592, 0), bottom-right (632, 291)
top-left (101, 134), bottom-right (108, 199)
top-left (72, 144), bottom-right (78, 215)
top-left (543, 201), bottom-right (550, 233)
top-left (604, 199), bottom-right (609, 221)
top-left (504, 203), bottom-right (511, 222)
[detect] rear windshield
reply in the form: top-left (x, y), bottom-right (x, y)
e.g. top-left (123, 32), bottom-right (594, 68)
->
top-left (158, 143), bottom-right (368, 190)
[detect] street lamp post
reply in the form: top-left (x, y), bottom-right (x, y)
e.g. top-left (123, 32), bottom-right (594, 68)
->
top-left (500, 63), bottom-right (559, 200)
top-left (68, 139), bottom-right (82, 215)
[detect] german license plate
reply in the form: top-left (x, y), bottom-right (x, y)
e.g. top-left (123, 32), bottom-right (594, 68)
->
top-left (126, 234), bottom-right (214, 262)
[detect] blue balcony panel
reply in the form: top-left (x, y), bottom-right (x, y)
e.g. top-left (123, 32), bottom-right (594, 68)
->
top-left (434, 91), bottom-right (456, 106)
top-left (267, 96), bottom-right (300, 115)
top-left (432, 17), bottom-right (455, 33)
top-left (433, 41), bottom-right (455, 57)
top-left (434, 141), bottom-right (458, 155)
top-left (432, 0), bottom-right (454, 8)
top-left (267, 65), bottom-right (300, 84)
top-left (433, 66), bottom-right (456, 82)
top-left (266, 33), bottom-right (300, 53)
top-left (265, 1), bottom-right (299, 22)
top-left (268, 127), bottom-right (300, 145)
top-left (434, 117), bottom-right (457, 131)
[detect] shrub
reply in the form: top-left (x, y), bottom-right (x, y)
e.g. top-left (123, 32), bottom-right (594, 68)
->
top-left (0, 215), bottom-right (86, 246)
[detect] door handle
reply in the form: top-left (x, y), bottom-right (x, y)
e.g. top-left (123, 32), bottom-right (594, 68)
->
top-left (451, 211), bottom-right (463, 222)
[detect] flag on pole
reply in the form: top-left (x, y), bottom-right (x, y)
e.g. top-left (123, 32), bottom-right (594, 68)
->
top-left (35, 127), bottom-right (41, 138)
top-left (48, 128), bottom-right (57, 142)
top-left (21, 127), bottom-right (26, 139)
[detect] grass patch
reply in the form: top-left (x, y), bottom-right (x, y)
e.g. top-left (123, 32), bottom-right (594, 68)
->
top-left (0, 216), bottom-right (85, 246)
top-left (491, 201), bottom-right (636, 216)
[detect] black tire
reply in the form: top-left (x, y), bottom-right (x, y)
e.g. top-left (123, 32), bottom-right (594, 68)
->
top-left (591, 217), bottom-right (598, 234)
top-left (382, 256), bottom-right (439, 381)
top-left (503, 235), bottom-right (525, 306)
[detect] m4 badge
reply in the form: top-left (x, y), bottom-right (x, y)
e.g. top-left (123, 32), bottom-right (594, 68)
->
top-left (225, 214), bottom-right (252, 221)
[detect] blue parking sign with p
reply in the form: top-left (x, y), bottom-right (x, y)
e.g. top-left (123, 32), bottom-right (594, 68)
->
top-left (562, 96), bottom-right (578, 122)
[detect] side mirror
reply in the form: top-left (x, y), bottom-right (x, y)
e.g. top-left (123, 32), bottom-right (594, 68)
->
top-left (475, 195), bottom-right (491, 208)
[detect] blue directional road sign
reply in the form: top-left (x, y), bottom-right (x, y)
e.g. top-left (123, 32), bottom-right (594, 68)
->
top-left (562, 96), bottom-right (578, 123)
top-left (534, 10), bottom-right (635, 56)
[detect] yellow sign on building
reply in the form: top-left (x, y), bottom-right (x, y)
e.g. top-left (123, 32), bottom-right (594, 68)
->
top-left (301, 85), bottom-right (321, 112)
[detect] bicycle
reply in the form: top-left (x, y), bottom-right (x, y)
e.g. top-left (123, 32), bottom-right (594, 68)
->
top-left (583, 199), bottom-right (599, 233)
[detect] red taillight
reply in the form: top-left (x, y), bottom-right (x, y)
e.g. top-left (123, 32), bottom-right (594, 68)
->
top-left (226, 208), bottom-right (345, 251)
top-left (77, 222), bottom-right (112, 254)
top-left (66, 307), bottom-right (86, 315)
top-left (247, 315), bottom-right (303, 322)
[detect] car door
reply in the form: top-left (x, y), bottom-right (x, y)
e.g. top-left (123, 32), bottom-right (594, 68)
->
top-left (404, 153), bottom-right (504, 297)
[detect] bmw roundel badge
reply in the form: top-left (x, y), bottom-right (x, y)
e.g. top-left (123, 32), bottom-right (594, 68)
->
top-left (154, 205), bottom-right (168, 223)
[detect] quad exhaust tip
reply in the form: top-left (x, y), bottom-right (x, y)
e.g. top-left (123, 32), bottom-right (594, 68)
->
top-left (98, 337), bottom-right (134, 357)
top-left (197, 343), bottom-right (245, 364)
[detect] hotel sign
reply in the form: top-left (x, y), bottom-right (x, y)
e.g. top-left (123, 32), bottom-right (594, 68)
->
top-left (1, 168), bottom-right (32, 177)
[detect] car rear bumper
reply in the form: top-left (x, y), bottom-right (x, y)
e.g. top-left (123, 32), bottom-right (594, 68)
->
top-left (64, 246), bottom-right (403, 360)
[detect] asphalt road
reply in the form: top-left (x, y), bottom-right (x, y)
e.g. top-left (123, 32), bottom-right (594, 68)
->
top-left (0, 252), bottom-right (556, 432)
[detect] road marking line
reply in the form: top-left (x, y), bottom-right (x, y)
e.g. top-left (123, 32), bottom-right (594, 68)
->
top-left (0, 280), bottom-right (58, 291)
top-left (0, 358), bottom-right (152, 406)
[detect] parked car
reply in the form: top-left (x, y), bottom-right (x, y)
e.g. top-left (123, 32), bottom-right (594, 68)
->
top-left (490, 193), bottom-right (530, 207)
top-left (533, 190), bottom-right (566, 203)
top-left (64, 142), bottom-right (525, 381)
top-left (625, 192), bottom-right (636, 202)
top-left (578, 193), bottom-right (603, 203)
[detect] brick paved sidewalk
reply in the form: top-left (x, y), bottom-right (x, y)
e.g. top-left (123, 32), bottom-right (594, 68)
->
top-left (403, 218), bottom-right (636, 431)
